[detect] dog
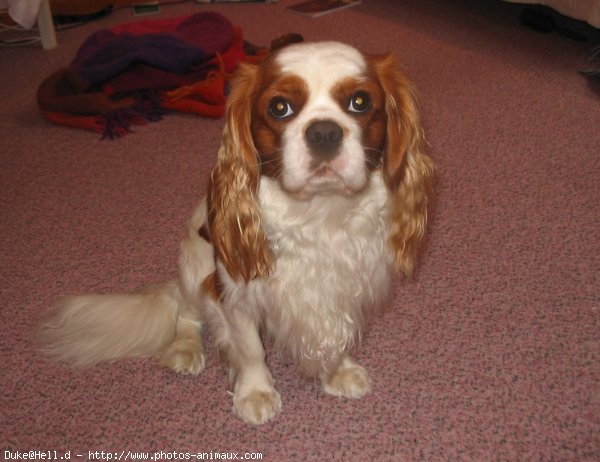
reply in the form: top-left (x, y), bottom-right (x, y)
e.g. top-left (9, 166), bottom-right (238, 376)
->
top-left (38, 41), bottom-right (434, 425)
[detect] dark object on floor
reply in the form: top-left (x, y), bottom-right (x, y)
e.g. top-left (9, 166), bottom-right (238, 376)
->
top-left (521, 7), bottom-right (587, 41)
top-left (53, 6), bottom-right (114, 25)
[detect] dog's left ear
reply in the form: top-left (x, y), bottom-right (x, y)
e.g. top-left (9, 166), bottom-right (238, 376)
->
top-left (208, 63), bottom-right (272, 283)
top-left (371, 54), bottom-right (434, 276)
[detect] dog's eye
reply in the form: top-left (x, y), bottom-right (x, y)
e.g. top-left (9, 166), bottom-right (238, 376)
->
top-left (348, 91), bottom-right (371, 113)
top-left (269, 97), bottom-right (295, 119)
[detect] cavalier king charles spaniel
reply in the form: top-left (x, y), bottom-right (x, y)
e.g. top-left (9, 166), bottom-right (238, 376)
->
top-left (39, 41), bottom-right (434, 425)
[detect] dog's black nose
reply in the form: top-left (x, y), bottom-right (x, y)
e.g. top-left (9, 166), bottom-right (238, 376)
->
top-left (305, 120), bottom-right (343, 158)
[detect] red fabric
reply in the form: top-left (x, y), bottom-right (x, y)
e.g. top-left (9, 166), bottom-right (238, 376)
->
top-left (37, 13), bottom-right (249, 138)
top-left (41, 110), bottom-right (104, 132)
top-left (161, 73), bottom-right (227, 118)
top-left (215, 27), bottom-right (247, 73)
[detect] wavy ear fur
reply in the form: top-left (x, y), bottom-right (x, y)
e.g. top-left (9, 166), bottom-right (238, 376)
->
top-left (372, 54), bottom-right (434, 276)
top-left (208, 63), bottom-right (272, 282)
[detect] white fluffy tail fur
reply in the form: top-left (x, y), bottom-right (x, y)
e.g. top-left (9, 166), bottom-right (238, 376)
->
top-left (37, 199), bottom-right (215, 375)
top-left (37, 281), bottom-right (183, 368)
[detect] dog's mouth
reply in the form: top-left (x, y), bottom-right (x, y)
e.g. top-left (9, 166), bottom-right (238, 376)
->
top-left (312, 164), bottom-right (339, 178)
top-left (289, 165), bottom-right (365, 199)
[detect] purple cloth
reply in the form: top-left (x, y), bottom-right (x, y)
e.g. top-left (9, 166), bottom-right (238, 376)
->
top-left (70, 12), bottom-right (234, 89)
top-left (73, 33), bottom-right (205, 85)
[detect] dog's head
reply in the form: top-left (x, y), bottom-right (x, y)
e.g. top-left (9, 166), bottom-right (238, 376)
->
top-left (208, 41), bottom-right (433, 282)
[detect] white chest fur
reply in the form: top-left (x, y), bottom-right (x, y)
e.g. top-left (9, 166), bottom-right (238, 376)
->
top-left (257, 172), bottom-right (393, 370)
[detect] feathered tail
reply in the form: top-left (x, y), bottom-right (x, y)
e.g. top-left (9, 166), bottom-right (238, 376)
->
top-left (37, 199), bottom-right (214, 373)
top-left (37, 281), bottom-right (183, 368)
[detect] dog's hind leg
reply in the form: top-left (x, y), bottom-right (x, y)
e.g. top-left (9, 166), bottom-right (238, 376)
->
top-left (155, 198), bottom-right (216, 375)
top-left (155, 315), bottom-right (205, 375)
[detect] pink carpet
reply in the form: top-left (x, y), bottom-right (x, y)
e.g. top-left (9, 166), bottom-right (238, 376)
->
top-left (1, 0), bottom-right (599, 460)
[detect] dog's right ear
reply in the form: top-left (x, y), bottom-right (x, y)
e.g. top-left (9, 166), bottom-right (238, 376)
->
top-left (208, 63), bottom-right (273, 283)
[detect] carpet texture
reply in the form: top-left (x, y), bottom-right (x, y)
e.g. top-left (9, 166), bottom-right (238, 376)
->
top-left (1, 0), bottom-right (599, 460)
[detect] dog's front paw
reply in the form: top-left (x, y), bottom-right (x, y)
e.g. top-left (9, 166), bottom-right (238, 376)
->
top-left (156, 338), bottom-right (206, 376)
top-left (233, 388), bottom-right (282, 425)
top-left (322, 360), bottom-right (372, 399)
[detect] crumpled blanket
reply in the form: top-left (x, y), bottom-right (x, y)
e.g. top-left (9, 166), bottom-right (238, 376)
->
top-left (37, 12), bottom-right (271, 139)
